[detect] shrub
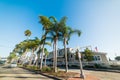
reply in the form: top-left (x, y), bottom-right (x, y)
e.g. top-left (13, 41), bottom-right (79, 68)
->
top-left (41, 66), bottom-right (52, 72)
top-left (94, 64), bottom-right (101, 68)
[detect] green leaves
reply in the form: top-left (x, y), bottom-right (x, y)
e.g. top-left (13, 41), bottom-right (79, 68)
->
top-left (83, 48), bottom-right (94, 61)
top-left (115, 56), bottom-right (120, 61)
top-left (39, 16), bottom-right (52, 30)
top-left (24, 29), bottom-right (32, 37)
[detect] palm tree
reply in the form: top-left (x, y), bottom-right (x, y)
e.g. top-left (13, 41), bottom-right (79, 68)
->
top-left (17, 41), bottom-right (29, 64)
top-left (39, 16), bottom-right (52, 70)
top-left (36, 47), bottom-right (42, 68)
top-left (39, 16), bottom-right (67, 72)
top-left (39, 35), bottom-right (46, 70)
top-left (24, 29), bottom-right (32, 40)
top-left (48, 16), bottom-right (63, 72)
top-left (13, 40), bottom-right (32, 65)
top-left (28, 39), bottom-right (40, 66)
top-left (59, 17), bottom-right (81, 72)
top-left (7, 52), bottom-right (17, 63)
top-left (40, 35), bottom-right (51, 69)
top-left (39, 16), bottom-right (81, 73)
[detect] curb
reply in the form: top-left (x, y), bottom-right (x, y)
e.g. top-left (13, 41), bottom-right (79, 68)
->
top-left (84, 68), bottom-right (120, 73)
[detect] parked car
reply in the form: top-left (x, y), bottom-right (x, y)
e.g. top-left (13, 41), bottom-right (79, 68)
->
top-left (10, 62), bottom-right (17, 68)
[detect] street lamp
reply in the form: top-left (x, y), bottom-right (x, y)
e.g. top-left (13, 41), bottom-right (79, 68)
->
top-left (77, 49), bottom-right (85, 79)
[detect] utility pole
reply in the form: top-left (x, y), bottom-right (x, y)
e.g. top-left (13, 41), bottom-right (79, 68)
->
top-left (74, 45), bottom-right (92, 79)
top-left (77, 49), bottom-right (85, 79)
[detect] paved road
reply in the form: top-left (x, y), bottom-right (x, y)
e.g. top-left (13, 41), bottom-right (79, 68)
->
top-left (0, 65), bottom-right (56, 80)
top-left (62, 68), bottom-right (120, 80)
top-left (84, 70), bottom-right (120, 80)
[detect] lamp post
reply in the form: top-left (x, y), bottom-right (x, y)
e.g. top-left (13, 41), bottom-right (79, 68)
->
top-left (77, 49), bottom-right (85, 79)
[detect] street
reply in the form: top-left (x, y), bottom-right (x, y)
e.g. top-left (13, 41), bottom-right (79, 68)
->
top-left (0, 65), bottom-right (56, 80)
top-left (84, 70), bottom-right (120, 80)
top-left (0, 65), bottom-right (120, 80)
top-left (64, 68), bottom-right (120, 80)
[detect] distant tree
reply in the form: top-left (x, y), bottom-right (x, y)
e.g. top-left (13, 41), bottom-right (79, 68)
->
top-left (115, 56), bottom-right (120, 61)
top-left (24, 29), bottom-right (32, 40)
top-left (7, 52), bottom-right (17, 63)
top-left (83, 48), bottom-right (94, 62)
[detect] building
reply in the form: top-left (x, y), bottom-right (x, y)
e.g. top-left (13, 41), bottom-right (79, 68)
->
top-left (0, 57), bottom-right (7, 64)
top-left (47, 47), bottom-right (109, 67)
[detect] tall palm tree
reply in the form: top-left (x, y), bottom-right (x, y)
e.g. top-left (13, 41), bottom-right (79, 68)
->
top-left (40, 16), bottom-right (67, 72)
top-left (59, 17), bottom-right (81, 72)
top-left (47, 16), bottom-right (64, 72)
top-left (40, 35), bottom-right (51, 69)
top-left (39, 16), bottom-right (52, 70)
top-left (40, 35), bottom-right (46, 70)
top-left (39, 16), bottom-right (81, 73)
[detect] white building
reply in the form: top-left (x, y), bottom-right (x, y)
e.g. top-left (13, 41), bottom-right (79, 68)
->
top-left (47, 48), bottom-right (109, 67)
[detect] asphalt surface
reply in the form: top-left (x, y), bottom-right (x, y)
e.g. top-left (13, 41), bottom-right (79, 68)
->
top-left (60, 68), bottom-right (120, 80)
top-left (0, 65), bottom-right (57, 80)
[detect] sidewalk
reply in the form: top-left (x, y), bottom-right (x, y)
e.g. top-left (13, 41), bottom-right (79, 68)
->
top-left (68, 74), bottom-right (100, 80)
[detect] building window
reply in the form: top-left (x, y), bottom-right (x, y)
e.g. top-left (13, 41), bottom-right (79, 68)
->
top-left (97, 56), bottom-right (100, 60)
top-left (94, 56), bottom-right (97, 61)
top-left (94, 56), bottom-right (101, 61)
top-left (59, 51), bottom-right (62, 56)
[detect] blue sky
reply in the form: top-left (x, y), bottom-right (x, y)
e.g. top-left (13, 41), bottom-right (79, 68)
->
top-left (0, 0), bottom-right (120, 60)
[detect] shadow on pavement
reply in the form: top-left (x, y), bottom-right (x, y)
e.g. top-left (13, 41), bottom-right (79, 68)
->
top-left (0, 76), bottom-right (52, 79)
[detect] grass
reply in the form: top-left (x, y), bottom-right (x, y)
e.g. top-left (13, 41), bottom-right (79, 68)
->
top-left (18, 65), bottom-right (78, 79)
top-left (48, 71), bottom-right (78, 78)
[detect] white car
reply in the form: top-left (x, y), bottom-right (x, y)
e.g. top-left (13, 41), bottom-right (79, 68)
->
top-left (10, 62), bottom-right (17, 68)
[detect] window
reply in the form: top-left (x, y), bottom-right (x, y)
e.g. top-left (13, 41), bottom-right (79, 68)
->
top-left (94, 55), bottom-right (101, 61)
top-left (97, 56), bottom-right (100, 60)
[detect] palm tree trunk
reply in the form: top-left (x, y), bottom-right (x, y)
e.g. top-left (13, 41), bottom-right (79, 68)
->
top-left (40, 45), bottom-right (44, 70)
top-left (37, 53), bottom-right (40, 68)
top-left (29, 49), bottom-right (34, 66)
top-left (36, 45), bottom-right (41, 68)
top-left (64, 38), bottom-right (68, 72)
top-left (21, 49), bottom-right (28, 65)
top-left (54, 38), bottom-right (58, 73)
top-left (53, 43), bottom-right (55, 69)
top-left (35, 58), bottom-right (38, 67)
top-left (44, 55), bottom-right (46, 66)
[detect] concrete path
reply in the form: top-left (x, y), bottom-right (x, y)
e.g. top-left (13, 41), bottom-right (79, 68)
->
top-left (0, 66), bottom-right (56, 80)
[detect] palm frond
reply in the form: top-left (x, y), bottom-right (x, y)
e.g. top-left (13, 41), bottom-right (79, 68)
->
top-left (49, 16), bottom-right (57, 23)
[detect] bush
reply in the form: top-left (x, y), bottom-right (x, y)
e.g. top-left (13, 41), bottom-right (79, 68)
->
top-left (26, 65), bottom-right (39, 70)
top-left (41, 66), bottom-right (52, 72)
top-left (94, 64), bottom-right (101, 68)
top-left (32, 66), bottom-right (39, 70)
top-left (83, 65), bottom-right (95, 68)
